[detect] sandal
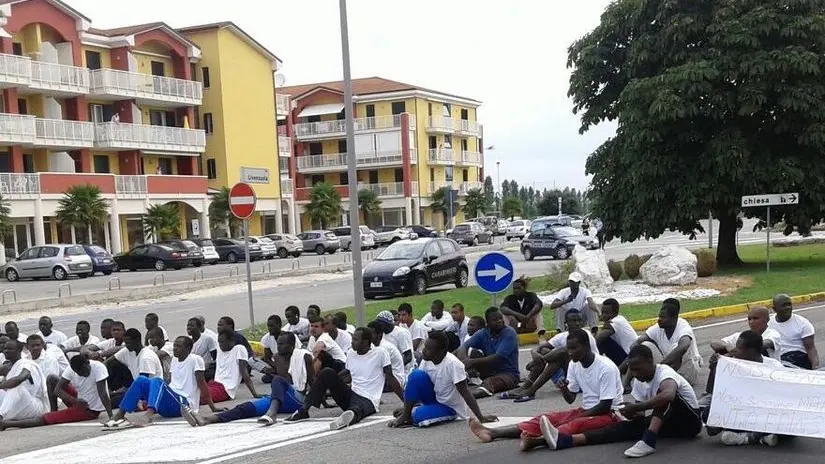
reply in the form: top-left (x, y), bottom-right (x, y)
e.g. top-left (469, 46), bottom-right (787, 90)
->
top-left (257, 415), bottom-right (275, 426)
top-left (513, 395), bottom-right (535, 403)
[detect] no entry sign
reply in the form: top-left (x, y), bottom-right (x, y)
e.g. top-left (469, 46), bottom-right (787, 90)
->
top-left (229, 182), bottom-right (256, 219)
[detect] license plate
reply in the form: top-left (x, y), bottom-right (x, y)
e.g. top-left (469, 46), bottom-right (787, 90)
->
top-left (370, 282), bottom-right (383, 288)
top-left (78, 263), bottom-right (89, 268)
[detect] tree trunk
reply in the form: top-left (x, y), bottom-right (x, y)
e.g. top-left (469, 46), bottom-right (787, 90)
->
top-left (716, 212), bottom-right (742, 267)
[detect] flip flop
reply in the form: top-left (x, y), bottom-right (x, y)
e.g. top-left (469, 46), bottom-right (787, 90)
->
top-left (101, 419), bottom-right (133, 431)
top-left (499, 392), bottom-right (513, 400)
top-left (513, 395), bottom-right (535, 403)
top-left (257, 415), bottom-right (275, 426)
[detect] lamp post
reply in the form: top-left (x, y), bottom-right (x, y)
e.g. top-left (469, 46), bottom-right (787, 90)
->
top-left (496, 161), bottom-right (501, 214)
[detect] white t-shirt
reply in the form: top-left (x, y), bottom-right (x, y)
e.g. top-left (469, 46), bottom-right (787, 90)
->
top-left (95, 338), bottom-right (122, 351)
top-left (385, 326), bottom-right (414, 370)
top-left (346, 324), bottom-right (356, 334)
top-left (403, 320), bottom-right (430, 351)
top-left (145, 326), bottom-right (169, 342)
top-left (214, 345), bottom-right (248, 398)
top-left (333, 330), bottom-right (352, 353)
top-left (114, 347), bottom-right (163, 379)
top-left (378, 340), bottom-right (406, 387)
top-left (284, 318), bottom-right (310, 338)
top-left (169, 354), bottom-right (206, 413)
top-left (645, 318), bottom-right (702, 366)
top-left (307, 333), bottom-right (347, 362)
top-left (549, 330), bottom-right (599, 355)
top-left (421, 312), bottom-right (454, 331)
top-left (566, 355), bottom-right (624, 410)
top-left (631, 364), bottom-right (698, 409)
top-left (192, 334), bottom-right (218, 365)
top-left (30, 350), bottom-right (62, 378)
top-left (62, 360), bottom-right (109, 412)
top-left (418, 352), bottom-right (469, 419)
top-left (37, 330), bottom-right (68, 346)
top-left (260, 332), bottom-right (302, 357)
top-left (61, 335), bottom-right (101, 351)
top-left (554, 287), bottom-right (596, 326)
top-left (346, 346), bottom-right (391, 410)
top-left (453, 317), bottom-right (469, 341)
top-left (769, 314), bottom-right (815, 356)
top-left (720, 328), bottom-right (783, 359)
top-left (606, 315), bottom-right (637, 353)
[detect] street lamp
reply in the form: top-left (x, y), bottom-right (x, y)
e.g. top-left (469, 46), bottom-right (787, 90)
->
top-left (496, 161), bottom-right (501, 214)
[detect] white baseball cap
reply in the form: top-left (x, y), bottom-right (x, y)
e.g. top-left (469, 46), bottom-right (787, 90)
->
top-left (568, 272), bottom-right (583, 283)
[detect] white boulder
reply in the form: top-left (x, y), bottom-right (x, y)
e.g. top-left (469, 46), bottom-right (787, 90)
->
top-left (573, 245), bottom-right (614, 292)
top-left (639, 246), bottom-right (698, 286)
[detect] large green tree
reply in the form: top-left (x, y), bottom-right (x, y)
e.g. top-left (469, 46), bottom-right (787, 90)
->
top-left (304, 181), bottom-right (342, 229)
top-left (463, 188), bottom-right (487, 219)
top-left (569, 0), bottom-right (825, 265)
top-left (502, 197), bottom-right (523, 220)
top-left (209, 186), bottom-right (239, 237)
top-left (537, 188), bottom-right (582, 216)
top-left (55, 185), bottom-right (109, 243)
top-left (357, 188), bottom-right (382, 227)
top-left (143, 203), bottom-right (180, 241)
top-left (483, 176), bottom-right (496, 209)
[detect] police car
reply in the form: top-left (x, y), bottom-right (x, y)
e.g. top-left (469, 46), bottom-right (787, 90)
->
top-left (520, 226), bottom-right (597, 260)
top-left (362, 237), bottom-right (468, 298)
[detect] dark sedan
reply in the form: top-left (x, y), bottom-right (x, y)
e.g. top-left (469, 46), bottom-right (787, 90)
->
top-left (158, 239), bottom-right (204, 266)
top-left (447, 222), bottom-right (494, 246)
top-left (212, 238), bottom-right (263, 263)
top-left (408, 225), bottom-right (438, 238)
top-left (363, 238), bottom-right (468, 298)
top-left (81, 244), bottom-right (116, 275)
top-left (114, 244), bottom-right (192, 271)
top-left (520, 226), bottom-right (596, 260)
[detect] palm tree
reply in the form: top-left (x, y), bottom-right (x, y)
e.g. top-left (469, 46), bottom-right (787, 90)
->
top-left (358, 188), bottom-right (382, 227)
top-left (55, 185), bottom-right (109, 244)
top-left (431, 186), bottom-right (457, 229)
top-left (143, 203), bottom-right (180, 241)
top-left (502, 196), bottom-right (523, 220)
top-left (304, 181), bottom-right (342, 229)
top-left (208, 186), bottom-right (239, 237)
top-left (463, 187), bottom-right (487, 219)
top-left (0, 194), bottom-right (11, 264)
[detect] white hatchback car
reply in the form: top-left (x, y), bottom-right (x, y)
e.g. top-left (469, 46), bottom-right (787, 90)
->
top-left (246, 236), bottom-right (277, 259)
top-left (506, 219), bottom-right (532, 240)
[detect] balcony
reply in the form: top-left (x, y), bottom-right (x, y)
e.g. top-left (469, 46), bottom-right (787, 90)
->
top-left (0, 173), bottom-right (40, 199)
top-left (276, 94), bottom-right (290, 116)
top-left (457, 119), bottom-right (481, 136)
top-left (427, 148), bottom-right (455, 166)
top-left (34, 119), bottom-right (94, 149)
top-left (295, 181), bottom-right (416, 201)
top-left (279, 157), bottom-right (290, 175)
top-left (293, 114), bottom-right (416, 141)
top-left (25, 61), bottom-right (90, 96)
top-left (457, 150), bottom-right (483, 167)
top-left (278, 135), bottom-right (292, 157)
top-left (281, 178), bottom-right (293, 198)
top-left (0, 113), bottom-right (36, 145)
top-left (426, 117), bottom-right (482, 136)
top-left (112, 174), bottom-right (207, 198)
top-left (428, 181), bottom-right (484, 196)
top-left (89, 69), bottom-right (203, 107)
top-left (94, 122), bottom-right (206, 153)
top-left (0, 53), bottom-right (32, 89)
top-left (296, 149), bottom-right (418, 173)
top-left (0, 172), bottom-right (205, 199)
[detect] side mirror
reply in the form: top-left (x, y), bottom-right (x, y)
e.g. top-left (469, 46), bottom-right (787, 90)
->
top-left (427, 255), bottom-right (438, 263)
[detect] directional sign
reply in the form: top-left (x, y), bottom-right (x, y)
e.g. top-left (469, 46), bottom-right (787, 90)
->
top-left (474, 252), bottom-right (514, 294)
top-left (741, 193), bottom-right (799, 208)
top-left (229, 182), bottom-right (256, 219)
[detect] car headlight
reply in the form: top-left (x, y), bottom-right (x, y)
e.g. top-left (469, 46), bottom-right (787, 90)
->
top-left (392, 266), bottom-right (411, 277)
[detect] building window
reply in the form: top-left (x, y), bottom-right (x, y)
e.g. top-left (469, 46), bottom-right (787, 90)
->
top-left (428, 136), bottom-right (437, 150)
top-left (85, 51), bottom-right (102, 70)
top-left (444, 134), bottom-right (452, 149)
top-left (391, 101), bottom-right (406, 115)
top-left (12, 43), bottom-right (22, 56)
top-left (430, 168), bottom-right (435, 182)
top-left (339, 172), bottom-right (348, 185)
top-left (23, 154), bottom-right (34, 173)
top-left (311, 175), bottom-right (324, 186)
top-left (368, 170), bottom-right (378, 184)
top-left (445, 167), bottom-right (454, 182)
top-left (202, 67), bottom-right (210, 88)
top-left (338, 140), bottom-right (347, 154)
top-left (90, 104), bottom-right (105, 123)
top-left (394, 168), bottom-right (403, 183)
top-left (157, 158), bottom-right (173, 174)
top-left (461, 139), bottom-right (468, 152)
top-left (17, 99), bottom-right (27, 115)
top-left (462, 169), bottom-right (468, 182)
top-left (93, 155), bottom-right (110, 173)
top-left (366, 104), bottom-right (375, 118)
top-left (203, 113), bottom-right (214, 134)
top-left (194, 107), bottom-right (200, 129)
top-left (309, 143), bottom-right (323, 155)
top-left (206, 159), bottom-right (217, 179)
top-left (150, 61), bottom-right (165, 77)
top-left (442, 103), bottom-right (451, 117)
top-left (307, 115), bottom-right (321, 123)
top-left (461, 108), bottom-right (469, 120)
top-left (428, 103), bottom-right (432, 116)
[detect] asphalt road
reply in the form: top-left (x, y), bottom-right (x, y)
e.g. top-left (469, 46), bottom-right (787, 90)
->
top-left (3, 304), bottom-right (824, 464)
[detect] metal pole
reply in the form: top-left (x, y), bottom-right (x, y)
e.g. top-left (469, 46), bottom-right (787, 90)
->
top-left (558, 197), bottom-right (562, 216)
top-left (492, 293), bottom-right (497, 308)
top-left (496, 161), bottom-right (501, 213)
top-left (708, 210), bottom-right (713, 249)
top-left (243, 219), bottom-right (254, 325)
top-left (448, 196), bottom-right (453, 230)
top-left (766, 206), bottom-right (771, 273)
top-left (339, 0), bottom-right (365, 326)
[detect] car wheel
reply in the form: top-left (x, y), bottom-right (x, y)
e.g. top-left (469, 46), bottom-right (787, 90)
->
top-left (506, 237), bottom-right (511, 241)
top-left (227, 252), bottom-right (238, 263)
top-left (277, 248), bottom-right (289, 259)
top-left (154, 260), bottom-right (166, 271)
top-left (266, 255), bottom-right (275, 260)
top-left (556, 247), bottom-right (570, 260)
top-left (472, 236), bottom-right (479, 246)
top-left (5, 268), bottom-right (19, 282)
top-left (292, 252), bottom-right (302, 258)
top-left (52, 266), bottom-right (68, 281)
top-left (193, 262), bottom-right (202, 267)
top-left (455, 267), bottom-right (469, 289)
top-left (328, 249), bottom-right (337, 255)
top-left (315, 245), bottom-right (325, 255)
top-left (103, 271), bottom-right (113, 276)
top-left (413, 274), bottom-right (427, 295)
top-left (523, 248), bottom-right (535, 261)
top-left (488, 235), bottom-right (494, 245)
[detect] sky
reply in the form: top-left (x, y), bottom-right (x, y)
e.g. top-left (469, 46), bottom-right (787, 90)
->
top-left (65, 0), bottom-right (617, 191)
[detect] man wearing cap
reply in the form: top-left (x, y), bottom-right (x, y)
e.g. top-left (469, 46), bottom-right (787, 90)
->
top-left (550, 273), bottom-right (600, 332)
top-left (375, 311), bottom-right (414, 371)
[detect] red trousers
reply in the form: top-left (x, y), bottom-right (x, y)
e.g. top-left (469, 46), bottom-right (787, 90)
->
top-left (200, 380), bottom-right (230, 404)
top-left (518, 407), bottom-right (621, 437)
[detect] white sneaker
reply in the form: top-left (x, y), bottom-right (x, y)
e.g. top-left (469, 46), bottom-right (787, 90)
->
top-left (329, 410), bottom-right (356, 430)
top-left (539, 416), bottom-right (558, 450)
top-left (720, 431), bottom-right (751, 446)
top-left (760, 434), bottom-right (779, 447)
top-left (624, 440), bottom-right (656, 458)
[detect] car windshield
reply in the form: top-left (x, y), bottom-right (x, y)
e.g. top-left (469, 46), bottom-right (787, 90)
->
top-left (285, 235), bottom-right (300, 240)
top-left (89, 245), bottom-right (108, 255)
top-left (360, 226), bottom-right (371, 234)
top-left (554, 227), bottom-right (580, 237)
top-left (376, 241), bottom-right (427, 260)
top-left (199, 239), bottom-right (214, 247)
top-left (453, 225), bottom-right (470, 232)
top-left (65, 245), bottom-right (85, 256)
top-left (181, 240), bottom-right (200, 251)
top-left (259, 237), bottom-right (274, 244)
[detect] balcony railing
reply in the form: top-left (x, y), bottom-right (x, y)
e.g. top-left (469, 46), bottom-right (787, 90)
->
top-left (427, 148), bottom-right (455, 165)
top-left (458, 150), bottom-right (483, 166)
top-left (0, 113), bottom-right (36, 145)
top-left (293, 114), bottom-right (416, 140)
top-left (279, 157), bottom-right (290, 174)
top-left (115, 175), bottom-right (148, 198)
top-left (357, 182), bottom-right (404, 197)
top-left (34, 119), bottom-right (94, 148)
top-left (458, 119), bottom-right (481, 135)
top-left (296, 149), bottom-right (417, 172)
top-left (428, 181), bottom-right (483, 195)
top-left (278, 136), bottom-right (292, 157)
top-left (276, 94), bottom-right (290, 115)
top-left (29, 61), bottom-right (90, 94)
top-left (94, 122), bottom-right (206, 153)
top-left (0, 173), bottom-right (39, 198)
top-left (426, 116), bottom-right (482, 135)
top-left (281, 178), bottom-right (293, 197)
top-left (89, 69), bottom-right (203, 106)
top-left (0, 53), bottom-right (32, 87)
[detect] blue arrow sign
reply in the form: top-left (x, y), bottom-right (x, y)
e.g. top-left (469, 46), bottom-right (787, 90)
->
top-left (474, 252), bottom-right (514, 294)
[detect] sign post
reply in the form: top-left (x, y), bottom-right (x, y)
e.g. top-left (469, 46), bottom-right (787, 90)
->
top-left (229, 182), bottom-right (257, 325)
top-left (474, 252), bottom-right (515, 308)
top-left (740, 192), bottom-right (799, 273)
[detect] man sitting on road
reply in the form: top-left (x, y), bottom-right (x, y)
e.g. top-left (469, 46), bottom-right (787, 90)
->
top-left (36, 316), bottom-right (68, 346)
top-left (285, 327), bottom-right (404, 430)
top-left (196, 316), bottom-right (219, 343)
top-left (83, 322), bottom-right (129, 400)
top-left (769, 294), bottom-right (819, 369)
top-left (0, 354), bottom-right (113, 429)
top-left (539, 344), bottom-right (702, 458)
top-left (200, 330), bottom-right (259, 405)
top-left (594, 299), bottom-right (637, 367)
top-left (307, 315), bottom-right (348, 373)
top-left (422, 300), bottom-right (455, 332)
top-left (284, 306), bottom-right (311, 344)
top-left (398, 303), bottom-right (430, 355)
top-left (390, 331), bottom-right (497, 428)
top-left (187, 317), bottom-right (218, 381)
top-left (470, 328), bottom-right (623, 452)
top-left (335, 312), bottom-right (356, 334)
top-left (325, 315), bottom-right (352, 353)
top-left (217, 317), bottom-right (253, 358)
top-left (104, 328), bottom-right (163, 405)
top-left (4, 321), bottom-right (27, 343)
top-left (375, 311), bottom-right (414, 371)
top-left (550, 273), bottom-right (600, 332)
top-left (99, 319), bottom-right (114, 341)
top-left (500, 278), bottom-right (545, 336)
top-left (367, 321), bottom-right (406, 391)
top-left (307, 304), bottom-right (321, 320)
top-left (259, 315), bottom-right (300, 383)
top-left (0, 339), bottom-right (48, 429)
top-left (61, 321), bottom-right (100, 359)
top-left (147, 328), bottom-right (174, 382)
top-left (143, 313), bottom-right (168, 346)
top-left (456, 308), bottom-right (520, 398)
top-left (450, 303), bottom-right (470, 344)
top-left (26, 334), bottom-right (69, 411)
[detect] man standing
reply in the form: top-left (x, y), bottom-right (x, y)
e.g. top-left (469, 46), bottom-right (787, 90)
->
top-left (769, 294), bottom-right (819, 369)
top-left (627, 303), bottom-right (702, 385)
top-left (398, 303), bottom-right (430, 353)
top-left (307, 315), bottom-right (348, 373)
top-left (200, 330), bottom-right (259, 405)
top-left (36, 316), bottom-right (67, 346)
top-left (550, 273), bottom-right (600, 331)
top-left (284, 306), bottom-right (311, 344)
top-left (592, 217), bottom-right (605, 249)
top-left (594, 299), bottom-right (637, 366)
top-left (0, 339), bottom-right (49, 429)
top-left (61, 321), bottom-right (100, 359)
top-left (325, 315), bottom-right (352, 352)
top-left (456, 308), bottom-right (520, 398)
top-left (500, 278), bottom-right (545, 336)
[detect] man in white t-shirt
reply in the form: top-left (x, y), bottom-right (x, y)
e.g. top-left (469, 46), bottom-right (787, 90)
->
top-left (61, 321), bottom-right (100, 359)
top-left (0, 339), bottom-right (49, 427)
top-left (421, 300), bottom-right (455, 331)
top-left (450, 303), bottom-right (470, 344)
top-left (594, 299), bottom-right (637, 366)
top-left (200, 330), bottom-right (259, 405)
top-left (4, 321), bottom-right (27, 343)
top-left (398, 303), bottom-right (430, 354)
top-left (550, 273), bottom-right (600, 331)
top-left (334, 312), bottom-right (356, 334)
top-left (187, 317), bottom-right (218, 380)
top-left (286, 327), bottom-right (404, 430)
top-left (36, 316), bottom-right (68, 346)
top-left (769, 293), bottom-right (819, 369)
top-left (284, 306), bottom-right (311, 344)
top-left (390, 331), bottom-right (496, 428)
top-left (26, 334), bottom-right (69, 411)
top-left (325, 315), bottom-right (352, 353)
top-left (470, 329), bottom-right (623, 451)
top-left (628, 303), bottom-right (701, 385)
top-left (307, 315), bottom-right (348, 373)
top-left (107, 328), bottom-right (163, 385)
top-left (367, 321), bottom-right (406, 389)
top-left (538, 343), bottom-right (702, 458)
top-left (375, 311), bottom-right (414, 371)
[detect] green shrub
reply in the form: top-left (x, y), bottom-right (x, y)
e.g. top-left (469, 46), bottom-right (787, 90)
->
top-left (545, 260), bottom-right (576, 292)
top-left (694, 249), bottom-right (717, 277)
top-left (624, 254), bottom-right (642, 279)
top-left (607, 259), bottom-right (623, 281)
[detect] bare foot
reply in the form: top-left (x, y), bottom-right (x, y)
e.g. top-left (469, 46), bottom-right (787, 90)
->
top-left (519, 432), bottom-right (545, 452)
top-left (469, 418), bottom-right (493, 443)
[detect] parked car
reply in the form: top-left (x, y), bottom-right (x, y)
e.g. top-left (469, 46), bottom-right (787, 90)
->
top-left (373, 225), bottom-right (415, 245)
top-left (362, 237), bottom-right (468, 298)
top-left (520, 225), bottom-right (597, 261)
top-left (368, 229), bottom-right (381, 249)
top-left (506, 219), bottom-right (533, 241)
top-left (5, 244), bottom-right (94, 282)
top-left (447, 222), bottom-right (494, 246)
top-left (81, 244), bottom-right (117, 275)
top-left (212, 238), bottom-right (262, 263)
top-left (331, 226), bottom-right (376, 251)
top-left (470, 216), bottom-right (500, 234)
top-left (569, 215), bottom-right (584, 230)
top-left (158, 239), bottom-right (204, 266)
top-left (114, 244), bottom-right (192, 271)
top-left (298, 230), bottom-right (341, 255)
top-left (189, 238), bottom-right (220, 264)
top-left (245, 236), bottom-right (277, 259)
top-left (408, 225), bottom-right (437, 238)
top-left (496, 219), bottom-right (509, 235)
top-left (531, 215), bottom-right (573, 232)
top-left (265, 234), bottom-right (304, 258)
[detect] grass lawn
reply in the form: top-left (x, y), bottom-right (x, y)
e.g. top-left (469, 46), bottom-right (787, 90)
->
top-left (243, 243), bottom-right (825, 338)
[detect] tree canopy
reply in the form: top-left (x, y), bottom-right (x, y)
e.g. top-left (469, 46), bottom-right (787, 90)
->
top-left (568, 0), bottom-right (825, 265)
top-left (304, 182), bottom-right (342, 229)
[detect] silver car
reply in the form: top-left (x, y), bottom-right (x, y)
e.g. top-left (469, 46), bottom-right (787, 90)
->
top-left (373, 225), bottom-right (415, 245)
top-left (298, 230), bottom-right (341, 255)
top-left (246, 236), bottom-right (277, 259)
top-left (5, 244), bottom-right (94, 281)
top-left (265, 233), bottom-right (304, 258)
top-left (331, 226), bottom-right (376, 251)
